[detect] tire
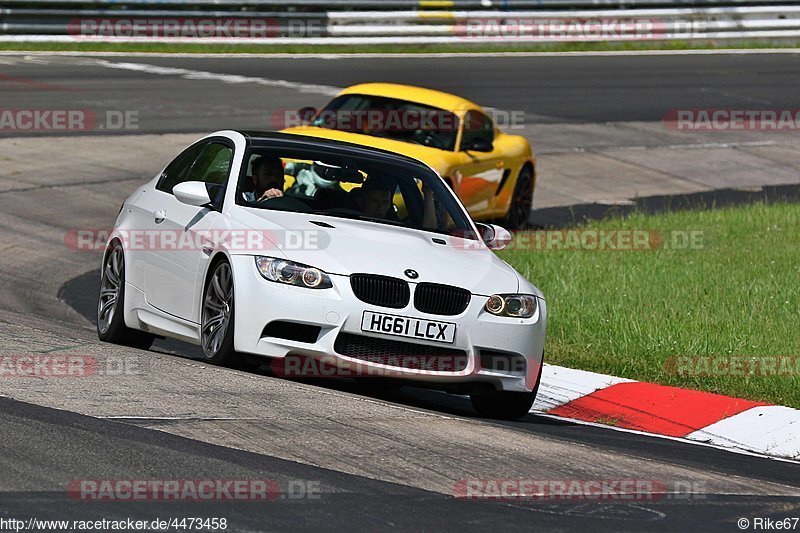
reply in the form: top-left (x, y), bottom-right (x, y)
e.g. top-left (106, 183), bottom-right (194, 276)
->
top-left (97, 242), bottom-right (155, 350)
top-left (503, 165), bottom-right (534, 230)
top-left (200, 260), bottom-right (240, 367)
top-left (470, 359), bottom-right (543, 420)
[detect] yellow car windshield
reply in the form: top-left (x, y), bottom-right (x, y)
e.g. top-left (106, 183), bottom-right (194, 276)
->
top-left (311, 94), bottom-right (460, 151)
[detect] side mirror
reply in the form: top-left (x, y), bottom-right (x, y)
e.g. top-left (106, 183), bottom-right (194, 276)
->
top-left (298, 106), bottom-right (317, 124)
top-left (463, 137), bottom-right (494, 153)
top-left (173, 181), bottom-right (212, 207)
top-left (476, 223), bottom-right (512, 250)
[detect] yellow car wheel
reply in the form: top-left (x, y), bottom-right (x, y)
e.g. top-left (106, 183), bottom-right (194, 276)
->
top-left (504, 166), bottom-right (534, 230)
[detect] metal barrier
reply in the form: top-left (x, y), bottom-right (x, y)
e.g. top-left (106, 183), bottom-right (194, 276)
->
top-left (2, 1), bottom-right (800, 43)
top-left (3, 0), bottom-right (800, 6)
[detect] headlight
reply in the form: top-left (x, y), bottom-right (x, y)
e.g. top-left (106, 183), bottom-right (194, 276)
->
top-left (255, 257), bottom-right (332, 289)
top-left (484, 294), bottom-right (538, 318)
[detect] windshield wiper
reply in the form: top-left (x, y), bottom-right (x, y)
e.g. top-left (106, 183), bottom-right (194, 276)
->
top-left (308, 209), bottom-right (365, 220)
top-left (309, 210), bottom-right (409, 228)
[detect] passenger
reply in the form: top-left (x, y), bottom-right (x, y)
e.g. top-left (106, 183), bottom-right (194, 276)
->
top-left (354, 175), bottom-right (397, 219)
top-left (292, 161), bottom-right (344, 196)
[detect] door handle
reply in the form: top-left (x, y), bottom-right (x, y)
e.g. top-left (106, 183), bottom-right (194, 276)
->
top-left (154, 209), bottom-right (166, 223)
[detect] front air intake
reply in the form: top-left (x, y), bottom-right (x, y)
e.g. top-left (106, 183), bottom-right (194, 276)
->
top-left (334, 333), bottom-right (468, 372)
top-left (261, 321), bottom-right (321, 343)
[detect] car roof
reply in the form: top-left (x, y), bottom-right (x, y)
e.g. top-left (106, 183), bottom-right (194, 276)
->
top-left (235, 130), bottom-right (436, 170)
top-left (337, 83), bottom-right (482, 113)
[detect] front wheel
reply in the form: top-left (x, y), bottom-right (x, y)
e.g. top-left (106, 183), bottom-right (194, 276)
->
top-left (201, 260), bottom-right (240, 367)
top-left (470, 361), bottom-right (542, 420)
top-left (97, 242), bottom-right (155, 350)
top-left (470, 391), bottom-right (536, 420)
top-left (503, 166), bottom-right (534, 230)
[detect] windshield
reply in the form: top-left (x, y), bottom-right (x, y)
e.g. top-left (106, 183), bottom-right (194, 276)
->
top-left (311, 94), bottom-right (460, 151)
top-left (236, 147), bottom-right (476, 239)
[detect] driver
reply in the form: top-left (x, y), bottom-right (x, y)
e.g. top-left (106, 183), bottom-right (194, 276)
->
top-left (355, 174), bottom-right (397, 219)
top-left (244, 156), bottom-right (285, 203)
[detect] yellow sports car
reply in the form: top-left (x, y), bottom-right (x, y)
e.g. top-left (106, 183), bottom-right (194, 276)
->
top-left (281, 83), bottom-right (535, 229)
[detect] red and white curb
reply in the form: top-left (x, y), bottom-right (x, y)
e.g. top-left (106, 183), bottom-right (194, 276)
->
top-left (532, 364), bottom-right (800, 461)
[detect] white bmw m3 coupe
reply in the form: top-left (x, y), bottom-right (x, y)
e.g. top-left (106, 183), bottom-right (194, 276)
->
top-left (97, 131), bottom-right (546, 419)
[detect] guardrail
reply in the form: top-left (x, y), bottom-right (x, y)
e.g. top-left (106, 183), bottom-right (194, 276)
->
top-left (4, 0), bottom-right (798, 6)
top-left (2, 2), bottom-right (800, 43)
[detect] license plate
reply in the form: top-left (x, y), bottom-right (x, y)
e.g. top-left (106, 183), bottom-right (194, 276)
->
top-left (361, 311), bottom-right (456, 344)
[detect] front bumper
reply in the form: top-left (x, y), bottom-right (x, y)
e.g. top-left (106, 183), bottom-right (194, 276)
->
top-left (231, 255), bottom-right (546, 392)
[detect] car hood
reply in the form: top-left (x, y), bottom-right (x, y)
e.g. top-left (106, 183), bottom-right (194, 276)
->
top-left (232, 208), bottom-right (520, 295)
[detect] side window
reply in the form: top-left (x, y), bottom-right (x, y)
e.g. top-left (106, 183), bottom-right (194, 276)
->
top-left (156, 141), bottom-right (233, 195)
top-left (460, 110), bottom-right (495, 151)
top-left (189, 142), bottom-right (234, 185)
top-left (156, 142), bottom-right (205, 194)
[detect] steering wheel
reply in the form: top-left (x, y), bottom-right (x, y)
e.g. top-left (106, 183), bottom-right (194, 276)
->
top-left (255, 193), bottom-right (311, 211)
top-left (411, 129), bottom-right (446, 150)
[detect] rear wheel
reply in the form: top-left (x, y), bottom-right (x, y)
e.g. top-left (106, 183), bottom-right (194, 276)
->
top-left (201, 260), bottom-right (240, 367)
top-left (503, 166), bottom-right (534, 230)
top-left (470, 360), bottom-right (543, 420)
top-left (97, 242), bottom-right (155, 350)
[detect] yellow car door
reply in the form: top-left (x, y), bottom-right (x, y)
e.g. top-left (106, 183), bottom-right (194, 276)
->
top-left (451, 110), bottom-right (506, 219)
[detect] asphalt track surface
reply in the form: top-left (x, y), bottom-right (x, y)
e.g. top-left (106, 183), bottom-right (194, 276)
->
top-left (1, 52), bottom-right (800, 531)
top-left (0, 52), bottom-right (798, 134)
top-left (122, 52), bottom-right (800, 123)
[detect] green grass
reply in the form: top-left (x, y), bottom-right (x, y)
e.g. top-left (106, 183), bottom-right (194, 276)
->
top-left (499, 202), bottom-right (800, 408)
top-left (0, 40), bottom-right (798, 54)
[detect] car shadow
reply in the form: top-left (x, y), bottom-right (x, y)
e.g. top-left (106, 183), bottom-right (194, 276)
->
top-left (59, 269), bottom-right (207, 359)
top-left (528, 182), bottom-right (800, 228)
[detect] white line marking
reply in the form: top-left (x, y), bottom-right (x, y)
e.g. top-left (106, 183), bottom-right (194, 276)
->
top-left (534, 412), bottom-right (800, 466)
top-left (686, 407), bottom-right (800, 460)
top-left (1, 49), bottom-right (800, 60)
top-left (88, 58), bottom-right (342, 96)
top-left (533, 364), bottom-right (634, 412)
